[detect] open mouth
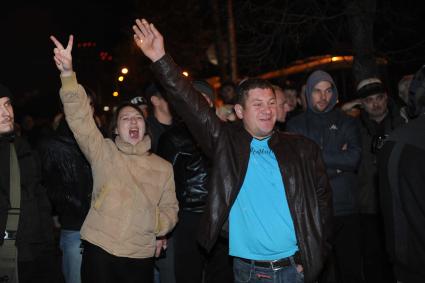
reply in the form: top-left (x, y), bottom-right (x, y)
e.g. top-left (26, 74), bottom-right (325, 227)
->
top-left (129, 129), bottom-right (139, 139)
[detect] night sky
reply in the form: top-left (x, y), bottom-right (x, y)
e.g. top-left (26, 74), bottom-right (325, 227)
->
top-left (1, 1), bottom-right (138, 118)
top-left (2, 0), bottom-right (425, 120)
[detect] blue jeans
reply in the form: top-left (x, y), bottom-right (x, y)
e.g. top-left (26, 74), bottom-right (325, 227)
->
top-left (233, 257), bottom-right (304, 283)
top-left (60, 230), bottom-right (83, 283)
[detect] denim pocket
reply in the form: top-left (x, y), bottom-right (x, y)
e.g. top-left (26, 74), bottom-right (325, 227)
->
top-left (233, 259), bottom-right (253, 282)
top-left (295, 266), bottom-right (304, 283)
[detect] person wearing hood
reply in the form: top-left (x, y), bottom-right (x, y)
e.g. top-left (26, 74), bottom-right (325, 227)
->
top-left (0, 84), bottom-right (61, 282)
top-left (287, 70), bottom-right (363, 283)
top-left (378, 65), bottom-right (425, 283)
top-left (50, 34), bottom-right (178, 283)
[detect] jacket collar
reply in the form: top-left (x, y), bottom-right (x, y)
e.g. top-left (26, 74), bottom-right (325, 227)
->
top-left (115, 135), bottom-right (151, 156)
top-left (0, 132), bottom-right (15, 143)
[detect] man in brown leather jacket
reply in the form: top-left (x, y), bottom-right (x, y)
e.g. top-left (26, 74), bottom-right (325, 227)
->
top-left (132, 18), bottom-right (332, 283)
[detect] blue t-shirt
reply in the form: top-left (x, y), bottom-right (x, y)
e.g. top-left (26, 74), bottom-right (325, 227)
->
top-left (229, 137), bottom-right (298, 260)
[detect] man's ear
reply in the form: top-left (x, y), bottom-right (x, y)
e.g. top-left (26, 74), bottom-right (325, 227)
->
top-left (234, 104), bottom-right (244, 119)
top-left (114, 127), bottom-right (118, 135)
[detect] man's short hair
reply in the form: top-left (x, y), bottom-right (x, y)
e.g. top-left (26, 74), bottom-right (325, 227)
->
top-left (144, 82), bottom-right (166, 111)
top-left (236, 78), bottom-right (274, 106)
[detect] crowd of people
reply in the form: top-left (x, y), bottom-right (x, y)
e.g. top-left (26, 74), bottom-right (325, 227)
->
top-left (1, 18), bottom-right (424, 283)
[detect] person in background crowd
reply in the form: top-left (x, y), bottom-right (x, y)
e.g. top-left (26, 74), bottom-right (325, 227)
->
top-left (273, 85), bottom-right (291, 130)
top-left (378, 65), bottom-right (425, 283)
top-left (133, 18), bottom-right (332, 283)
top-left (397, 74), bottom-right (414, 122)
top-left (142, 83), bottom-right (174, 153)
top-left (281, 83), bottom-right (303, 121)
top-left (38, 89), bottom-right (100, 283)
top-left (349, 77), bottom-right (404, 282)
top-left (50, 34), bottom-right (178, 283)
top-left (157, 80), bottom-right (233, 283)
top-left (287, 70), bottom-right (363, 283)
top-left (1, 84), bottom-right (61, 283)
top-left (216, 81), bottom-right (237, 122)
top-left (130, 95), bottom-right (149, 118)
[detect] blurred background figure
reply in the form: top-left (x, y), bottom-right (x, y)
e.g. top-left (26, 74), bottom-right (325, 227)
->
top-left (216, 81), bottom-right (237, 122)
top-left (38, 89), bottom-right (100, 283)
top-left (378, 65), bottom-right (425, 283)
top-left (272, 85), bottom-right (291, 130)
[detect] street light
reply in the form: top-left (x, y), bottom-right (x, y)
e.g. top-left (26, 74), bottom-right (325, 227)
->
top-left (113, 91), bottom-right (119, 97)
top-left (121, 68), bottom-right (129, 74)
top-left (118, 76), bottom-right (124, 82)
top-left (182, 71), bottom-right (189, 77)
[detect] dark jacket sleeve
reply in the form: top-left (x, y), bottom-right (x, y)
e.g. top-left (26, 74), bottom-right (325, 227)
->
top-left (314, 144), bottom-right (334, 249)
top-left (321, 116), bottom-right (362, 172)
top-left (151, 54), bottom-right (222, 158)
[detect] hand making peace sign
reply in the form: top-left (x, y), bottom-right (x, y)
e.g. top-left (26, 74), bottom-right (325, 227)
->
top-left (50, 35), bottom-right (74, 77)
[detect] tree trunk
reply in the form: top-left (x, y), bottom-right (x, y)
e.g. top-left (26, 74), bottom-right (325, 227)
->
top-left (211, 0), bottom-right (229, 82)
top-left (227, 0), bottom-right (238, 82)
top-left (345, 0), bottom-right (378, 85)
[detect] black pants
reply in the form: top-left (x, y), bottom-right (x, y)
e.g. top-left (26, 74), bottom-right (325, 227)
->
top-left (18, 250), bottom-right (63, 283)
top-left (81, 241), bottom-right (154, 283)
top-left (174, 211), bottom-right (233, 283)
top-left (360, 213), bottom-right (395, 283)
top-left (334, 214), bottom-right (365, 283)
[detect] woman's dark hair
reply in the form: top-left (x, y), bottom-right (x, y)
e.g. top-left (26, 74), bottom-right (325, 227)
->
top-left (108, 102), bottom-right (151, 141)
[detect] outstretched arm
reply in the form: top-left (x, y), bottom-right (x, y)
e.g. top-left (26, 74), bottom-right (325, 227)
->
top-left (50, 35), bottom-right (104, 164)
top-left (132, 19), bottom-right (166, 62)
top-left (132, 19), bottom-right (223, 157)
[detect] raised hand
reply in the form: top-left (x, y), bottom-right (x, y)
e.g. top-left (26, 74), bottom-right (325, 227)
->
top-left (50, 35), bottom-right (74, 76)
top-left (132, 19), bottom-right (165, 62)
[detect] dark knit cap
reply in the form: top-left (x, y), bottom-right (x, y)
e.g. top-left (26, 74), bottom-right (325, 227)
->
top-left (0, 84), bottom-right (13, 100)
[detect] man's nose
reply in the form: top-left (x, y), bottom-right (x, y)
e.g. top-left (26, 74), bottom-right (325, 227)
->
top-left (261, 104), bottom-right (272, 113)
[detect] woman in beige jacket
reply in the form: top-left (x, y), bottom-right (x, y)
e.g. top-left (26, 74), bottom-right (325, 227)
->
top-left (50, 34), bottom-right (178, 283)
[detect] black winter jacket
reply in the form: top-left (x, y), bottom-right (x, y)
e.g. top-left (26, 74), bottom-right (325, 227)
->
top-left (378, 115), bottom-right (425, 283)
top-left (357, 104), bottom-right (406, 214)
top-left (151, 55), bottom-right (333, 283)
top-left (157, 122), bottom-right (209, 213)
top-left (38, 119), bottom-right (93, 230)
top-left (0, 135), bottom-right (54, 261)
top-left (287, 109), bottom-right (362, 216)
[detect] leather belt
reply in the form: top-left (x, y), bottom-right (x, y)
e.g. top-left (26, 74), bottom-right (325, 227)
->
top-left (239, 252), bottom-right (301, 270)
top-left (4, 230), bottom-right (17, 240)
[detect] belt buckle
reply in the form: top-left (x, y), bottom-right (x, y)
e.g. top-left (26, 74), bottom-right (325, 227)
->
top-left (4, 230), bottom-right (16, 240)
top-left (270, 259), bottom-right (282, 271)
